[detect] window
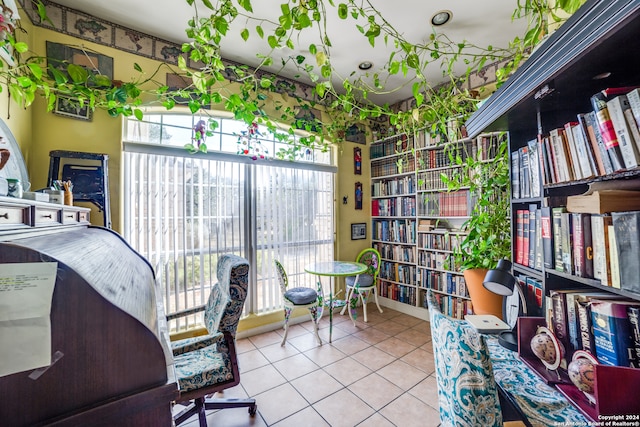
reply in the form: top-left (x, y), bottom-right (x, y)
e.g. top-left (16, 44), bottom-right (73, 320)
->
top-left (122, 113), bottom-right (336, 332)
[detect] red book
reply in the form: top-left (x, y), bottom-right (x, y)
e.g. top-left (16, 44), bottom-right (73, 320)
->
top-left (516, 209), bottom-right (525, 265)
top-left (591, 91), bottom-right (626, 171)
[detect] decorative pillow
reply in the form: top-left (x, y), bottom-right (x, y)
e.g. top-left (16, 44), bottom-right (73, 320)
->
top-left (345, 274), bottom-right (374, 287)
top-left (284, 287), bottom-right (318, 304)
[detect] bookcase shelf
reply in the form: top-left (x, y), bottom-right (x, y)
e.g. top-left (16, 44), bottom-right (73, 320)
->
top-left (465, 0), bottom-right (640, 419)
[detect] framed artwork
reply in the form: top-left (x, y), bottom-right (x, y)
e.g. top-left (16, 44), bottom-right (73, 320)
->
top-left (345, 124), bottom-right (366, 144)
top-left (354, 147), bottom-right (362, 175)
top-left (355, 181), bottom-right (363, 210)
top-left (46, 41), bottom-right (114, 81)
top-left (53, 95), bottom-right (93, 121)
top-left (351, 223), bottom-right (366, 240)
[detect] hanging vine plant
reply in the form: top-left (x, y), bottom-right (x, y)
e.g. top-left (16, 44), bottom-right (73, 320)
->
top-left (0, 0), bottom-right (585, 157)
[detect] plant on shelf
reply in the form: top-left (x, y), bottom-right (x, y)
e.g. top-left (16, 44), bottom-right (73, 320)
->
top-left (440, 133), bottom-right (511, 317)
top-left (0, 0), bottom-right (584, 155)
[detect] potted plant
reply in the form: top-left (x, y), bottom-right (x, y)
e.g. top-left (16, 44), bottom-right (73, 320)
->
top-left (441, 133), bottom-right (512, 318)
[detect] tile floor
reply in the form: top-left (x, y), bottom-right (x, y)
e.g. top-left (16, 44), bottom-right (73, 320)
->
top-left (178, 306), bottom-right (442, 427)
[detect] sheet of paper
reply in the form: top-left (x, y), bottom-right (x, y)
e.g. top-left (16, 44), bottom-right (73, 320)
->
top-left (0, 262), bottom-right (57, 378)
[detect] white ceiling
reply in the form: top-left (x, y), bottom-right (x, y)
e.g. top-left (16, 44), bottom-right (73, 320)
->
top-left (47, 0), bottom-right (529, 105)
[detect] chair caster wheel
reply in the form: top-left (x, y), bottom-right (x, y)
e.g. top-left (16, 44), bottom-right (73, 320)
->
top-left (249, 404), bottom-right (257, 416)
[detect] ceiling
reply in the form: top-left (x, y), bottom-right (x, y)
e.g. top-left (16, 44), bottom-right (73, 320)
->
top-left (47, 0), bottom-right (529, 105)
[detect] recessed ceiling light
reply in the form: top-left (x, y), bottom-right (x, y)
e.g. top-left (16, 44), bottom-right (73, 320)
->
top-left (593, 71), bottom-right (611, 80)
top-left (431, 10), bottom-right (452, 26)
top-left (358, 61), bottom-right (373, 70)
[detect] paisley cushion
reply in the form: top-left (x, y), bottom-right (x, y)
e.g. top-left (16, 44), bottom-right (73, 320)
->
top-left (427, 290), bottom-right (502, 427)
top-left (345, 274), bottom-right (374, 287)
top-left (174, 344), bottom-right (234, 393)
top-left (171, 332), bottom-right (223, 356)
top-left (284, 287), bottom-right (318, 305)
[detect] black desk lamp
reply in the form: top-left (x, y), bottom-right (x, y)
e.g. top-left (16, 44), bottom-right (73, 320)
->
top-left (482, 259), bottom-right (527, 351)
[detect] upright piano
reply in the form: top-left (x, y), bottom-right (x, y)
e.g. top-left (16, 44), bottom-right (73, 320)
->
top-left (0, 197), bottom-right (178, 426)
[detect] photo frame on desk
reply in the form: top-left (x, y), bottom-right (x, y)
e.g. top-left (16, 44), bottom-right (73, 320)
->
top-left (53, 95), bottom-right (93, 121)
top-left (351, 223), bottom-right (366, 240)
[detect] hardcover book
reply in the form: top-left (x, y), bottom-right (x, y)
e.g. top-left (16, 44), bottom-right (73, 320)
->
top-left (590, 299), bottom-right (640, 367)
top-left (566, 189), bottom-right (640, 214)
top-left (582, 111), bottom-right (615, 175)
top-left (527, 139), bottom-right (542, 197)
top-left (608, 224), bottom-right (621, 289)
top-left (560, 211), bottom-right (573, 275)
top-left (590, 91), bottom-right (626, 172)
top-left (552, 207), bottom-right (565, 272)
top-left (606, 95), bottom-right (640, 169)
top-left (591, 214), bottom-right (612, 286)
top-left (541, 206), bottom-right (554, 269)
top-left (628, 306), bottom-right (640, 368)
top-left (611, 211), bottom-right (640, 294)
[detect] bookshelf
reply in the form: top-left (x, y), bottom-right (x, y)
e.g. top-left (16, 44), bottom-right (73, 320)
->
top-left (370, 130), bottom-right (505, 318)
top-left (465, 0), bottom-right (640, 420)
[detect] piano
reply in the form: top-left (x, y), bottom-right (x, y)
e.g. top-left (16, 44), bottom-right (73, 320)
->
top-left (0, 197), bottom-right (178, 426)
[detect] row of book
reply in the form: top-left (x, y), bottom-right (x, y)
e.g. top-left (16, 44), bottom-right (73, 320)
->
top-left (425, 291), bottom-right (473, 320)
top-left (373, 242), bottom-right (416, 263)
top-left (417, 250), bottom-right (456, 272)
top-left (548, 289), bottom-right (640, 369)
top-left (371, 155), bottom-right (416, 178)
top-left (371, 197), bottom-right (416, 217)
top-left (512, 88), bottom-right (640, 194)
top-left (515, 205), bottom-right (544, 270)
top-left (515, 274), bottom-right (544, 315)
top-left (417, 232), bottom-right (463, 252)
top-left (378, 281), bottom-right (417, 306)
top-left (417, 168), bottom-right (459, 191)
top-left (371, 219), bottom-right (416, 244)
top-left (371, 175), bottom-right (415, 197)
top-left (418, 190), bottom-right (473, 217)
top-left (379, 261), bottom-right (416, 284)
top-left (370, 134), bottom-right (411, 159)
top-left (417, 270), bottom-right (468, 298)
top-left (417, 140), bottom-right (476, 169)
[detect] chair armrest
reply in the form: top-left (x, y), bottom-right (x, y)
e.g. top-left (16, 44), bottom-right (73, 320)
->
top-left (171, 332), bottom-right (223, 356)
top-left (166, 304), bottom-right (206, 321)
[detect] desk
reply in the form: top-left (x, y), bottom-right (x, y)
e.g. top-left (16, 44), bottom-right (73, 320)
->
top-left (305, 261), bottom-right (367, 343)
top-left (486, 337), bottom-right (590, 427)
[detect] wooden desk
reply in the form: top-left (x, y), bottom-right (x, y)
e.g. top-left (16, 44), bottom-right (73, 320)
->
top-left (305, 261), bottom-right (367, 343)
top-left (486, 337), bottom-right (590, 427)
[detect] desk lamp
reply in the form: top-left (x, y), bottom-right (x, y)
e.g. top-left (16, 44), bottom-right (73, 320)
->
top-left (483, 259), bottom-right (527, 351)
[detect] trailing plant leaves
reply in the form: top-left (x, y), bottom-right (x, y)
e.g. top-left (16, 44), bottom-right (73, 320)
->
top-left (67, 64), bottom-right (88, 83)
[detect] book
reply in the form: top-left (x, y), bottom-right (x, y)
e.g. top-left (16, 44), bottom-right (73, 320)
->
top-left (516, 209), bottom-right (525, 265)
top-left (577, 112), bottom-right (606, 176)
top-left (590, 299), bottom-right (640, 367)
top-left (590, 91), bottom-right (626, 172)
top-left (519, 146), bottom-right (530, 198)
top-left (534, 208), bottom-right (544, 271)
top-left (528, 204), bottom-right (537, 268)
top-left (566, 189), bottom-right (640, 214)
top-left (552, 207), bottom-right (565, 272)
top-left (608, 224), bottom-right (621, 289)
top-left (527, 139), bottom-right (542, 197)
top-left (511, 150), bottom-right (520, 199)
top-left (571, 212), bottom-right (589, 278)
top-left (591, 215), bottom-right (613, 287)
top-left (549, 128), bottom-right (569, 182)
top-left (570, 119), bottom-right (596, 179)
top-left (611, 211), bottom-right (640, 295)
top-left (543, 135), bottom-right (559, 183)
top-left (628, 306), bottom-right (640, 368)
top-left (574, 292), bottom-right (624, 354)
top-left (522, 208), bottom-right (530, 267)
top-left (563, 121), bottom-right (583, 180)
top-left (624, 107), bottom-right (640, 156)
top-left (628, 88), bottom-right (640, 130)
top-left (541, 206), bottom-right (554, 269)
top-left (583, 213), bottom-right (594, 279)
top-left (550, 289), bottom-right (582, 368)
top-left (606, 95), bottom-right (640, 168)
top-left (582, 111), bottom-right (615, 175)
top-left (560, 211), bottom-right (573, 275)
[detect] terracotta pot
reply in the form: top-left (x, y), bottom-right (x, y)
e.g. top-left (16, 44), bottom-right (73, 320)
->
top-left (463, 268), bottom-right (504, 319)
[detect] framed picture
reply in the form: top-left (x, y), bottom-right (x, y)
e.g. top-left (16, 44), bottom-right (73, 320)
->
top-left (46, 41), bottom-right (114, 81)
top-left (355, 181), bottom-right (363, 210)
top-left (53, 95), bottom-right (93, 121)
top-left (354, 147), bottom-right (362, 175)
top-left (351, 223), bottom-right (366, 240)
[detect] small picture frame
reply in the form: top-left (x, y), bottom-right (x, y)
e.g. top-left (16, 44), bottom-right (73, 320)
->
top-left (351, 223), bottom-right (366, 240)
top-left (355, 181), bottom-right (363, 210)
top-left (354, 147), bottom-right (362, 175)
top-left (54, 95), bottom-right (93, 121)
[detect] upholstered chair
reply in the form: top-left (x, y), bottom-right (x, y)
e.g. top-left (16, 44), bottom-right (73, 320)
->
top-left (340, 247), bottom-right (383, 323)
top-left (275, 259), bottom-right (322, 346)
top-left (170, 254), bottom-right (257, 427)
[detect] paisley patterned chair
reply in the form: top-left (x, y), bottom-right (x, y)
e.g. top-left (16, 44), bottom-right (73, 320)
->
top-left (427, 290), bottom-right (526, 427)
top-left (340, 247), bottom-right (383, 323)
top-left (170, 254), bottom-right (257, 427)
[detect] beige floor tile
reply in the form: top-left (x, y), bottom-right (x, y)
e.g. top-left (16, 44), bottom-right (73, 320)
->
top-left (348, 373), bottom-right (404, 410)
top-left (249, 331), bottom-right (284, 348)
top-left (377, 360), bottom-right (427, 390)
top-left (408, 375), bottom-right (440, 410)
top-left (290, 369), bottom-right (344, 404)
top-left (330, 335), bottom-right (371, 355)
top-left (241, 364), bottom-right (287, 396)
top-left (258, 341), bottom-right (301, 364)
top-left (391, 313), bottom-right (426, 328)
top-left (378, 392), bottom-right (441, 427)
top-left (236, 338), bottom-right (258, 354)
top-left (203, 406), bottom-right (268, 427)
top-left (303, 344), bottom-right (347, 367)
top-left (271, 406), bottom-right (330, 427)
top-left (350, 346), bottom-right (396, 371)
top-left (281, 322), bottom-right (314, 339)
top-left (273, 353), bottom-right (320, 381)
top-left (396, 327), bottom-right (431, 347)
top-left (324, 356), bottom-right (373, 386)
top-left (318, 323), bottom-right (351, 342)
top-left (287, 330), bottom-right (323, 351)
top-left (254, 383), bottom-right (310, 426)
top-left (400, 347), bottom-right (435, 374)
top-left (238, 349), bottom-right (271, 373)
top-left (372, 320), bottom-right (410, 336)
top-left (352, 327), bottom-right (390, 345)
top-left (312, 388), bottom-right (375, 427)
top-left (356, 412), bottom-right (396, 427)
top-left (374, 336), bottom-right (417, 358)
